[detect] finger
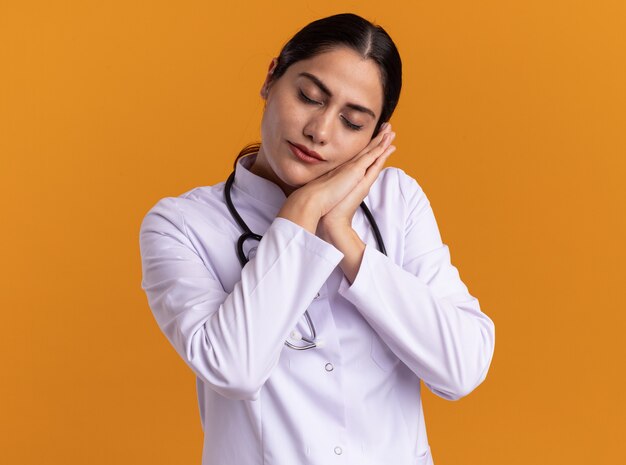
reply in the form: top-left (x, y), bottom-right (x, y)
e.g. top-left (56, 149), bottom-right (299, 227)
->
top-left (316, 130), bottom-right (395, 185)
top-left (334, 152), bottom-right (388, 202)
top-left (314, 143), bottom-right (395, 212)
top-left (372, 131), bottom-right (396, 154)
top-left (346, 145), bottom-right (396, 202)
top-left (356, 132), bottom-right (396, 166)
top-left (353, 124), bottom-right (393, 160)
top-left (365, 126), bottom-right (393, 153)
top-left (365, 145), bottom-right (396, 177)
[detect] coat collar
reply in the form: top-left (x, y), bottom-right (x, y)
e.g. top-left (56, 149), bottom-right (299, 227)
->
top-left (233, 153), bottom-right (287, 210)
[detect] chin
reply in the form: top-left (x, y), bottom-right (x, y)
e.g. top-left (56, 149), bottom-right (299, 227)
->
top-left (276, 162), bottom-right (314, 188)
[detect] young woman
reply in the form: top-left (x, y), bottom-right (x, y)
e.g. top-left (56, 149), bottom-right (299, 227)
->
top-left (139, 13), bottom-right (495, 465)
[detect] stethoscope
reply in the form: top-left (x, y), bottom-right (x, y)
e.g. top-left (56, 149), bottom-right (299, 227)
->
top-left (224, 167), bottom-right (387, 350)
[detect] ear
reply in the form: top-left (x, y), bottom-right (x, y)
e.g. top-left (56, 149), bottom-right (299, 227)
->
top-left (260, 57), bottom-right (278, 99)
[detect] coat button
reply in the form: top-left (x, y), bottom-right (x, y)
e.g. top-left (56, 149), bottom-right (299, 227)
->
top-left (325, 363), bottom-right (334, 372)
top-left (334, 446), bottom-right (343, 455)
top-left (314, 291), bottom-right (321, 299)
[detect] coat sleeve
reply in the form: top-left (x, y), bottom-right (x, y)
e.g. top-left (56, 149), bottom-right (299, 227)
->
top-left (337, 169), bottom-right (495, 401)
top-left (139, 197), bottom-right (344, 401)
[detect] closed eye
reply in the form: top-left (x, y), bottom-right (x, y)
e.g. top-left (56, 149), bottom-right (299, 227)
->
top-left (299, 90), bottom-right (363, 131)
top-left (341, 116), bottom-right (363, 131)
top-left (299, 90), bottom-right (321, 105)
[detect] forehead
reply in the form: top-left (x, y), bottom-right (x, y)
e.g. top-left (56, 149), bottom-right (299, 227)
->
top-left (285, 47), bottom-right (384, 113)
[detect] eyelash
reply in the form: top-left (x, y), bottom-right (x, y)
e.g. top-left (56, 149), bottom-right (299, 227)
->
top-left (298, 90), bottom-right (363, 131)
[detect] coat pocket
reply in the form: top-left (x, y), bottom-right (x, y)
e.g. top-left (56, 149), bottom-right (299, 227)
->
top-left (370, 333), bottom-right (399, 371)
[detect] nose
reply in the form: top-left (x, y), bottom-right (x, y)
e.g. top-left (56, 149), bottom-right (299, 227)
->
top-left (303, 110), bottom-right (332, 146)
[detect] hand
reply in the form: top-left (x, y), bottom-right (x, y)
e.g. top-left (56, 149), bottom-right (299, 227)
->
top-left (296, 123), bottom-right (395, 213)
top-left (276, 123), bottom-right (396, 236)
top-left (314, 123), bottom-right (396, 282)
top-left (319, 124), bottom-right (396, 231)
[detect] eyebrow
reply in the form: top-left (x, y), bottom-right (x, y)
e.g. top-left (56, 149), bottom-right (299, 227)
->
top-left (298, 72), bottom-right (377, 119)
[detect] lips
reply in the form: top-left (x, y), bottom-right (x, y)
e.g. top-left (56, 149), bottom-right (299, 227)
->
top-left (288, 141), bottom-right (324, 161)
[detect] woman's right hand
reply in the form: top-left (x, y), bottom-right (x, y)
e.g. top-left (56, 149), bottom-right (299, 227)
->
top-left (279, 123), bottom-right (395, 232)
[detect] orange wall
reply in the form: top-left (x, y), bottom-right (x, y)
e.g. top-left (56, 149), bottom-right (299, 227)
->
top-left (1, 1), bottom-right (624, 464)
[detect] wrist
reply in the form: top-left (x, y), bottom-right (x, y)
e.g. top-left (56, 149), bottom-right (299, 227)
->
top-left (319, 219), bottom-right (353, 245)
top-left (277, 192), bottom-right (321, 235)
top-left (327, 227), bottom-right (366, 284)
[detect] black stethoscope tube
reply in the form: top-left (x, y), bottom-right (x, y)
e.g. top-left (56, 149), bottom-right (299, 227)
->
top-left (224, 170), bottom-right (387, 261)
top-left (224, 168), bottom-right (387, 350)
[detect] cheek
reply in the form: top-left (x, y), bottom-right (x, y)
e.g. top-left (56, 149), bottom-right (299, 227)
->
top-left (340, 135), bottom-right (372, 161)
top-left (261, 103), bottom-right (286, 142)
top-left (264, 98), bottom-right (305, 135)
top-left (279, 99), bottom-right (308, 127)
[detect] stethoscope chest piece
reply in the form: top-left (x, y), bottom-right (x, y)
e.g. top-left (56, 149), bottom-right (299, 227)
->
top-left (236, 231), bottom-right (262, 267)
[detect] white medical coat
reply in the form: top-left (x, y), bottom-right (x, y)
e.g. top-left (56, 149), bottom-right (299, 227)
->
top-left (139, 153), bottom-right (495, 465)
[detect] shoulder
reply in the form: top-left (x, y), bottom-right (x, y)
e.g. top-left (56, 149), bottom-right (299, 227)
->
top-left (370, 166), bottom-right (430, 210)
top-left (365, 167), bottom-right (435, 241)
top-left (139, 183), bottom-right (227, 235)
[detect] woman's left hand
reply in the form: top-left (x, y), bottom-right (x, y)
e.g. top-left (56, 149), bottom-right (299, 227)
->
top-left (316, 125), bottom-right (396, 241)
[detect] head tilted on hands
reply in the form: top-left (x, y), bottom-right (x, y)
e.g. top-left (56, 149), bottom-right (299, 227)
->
top-left (238, 13), bottom-right (402, 195)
